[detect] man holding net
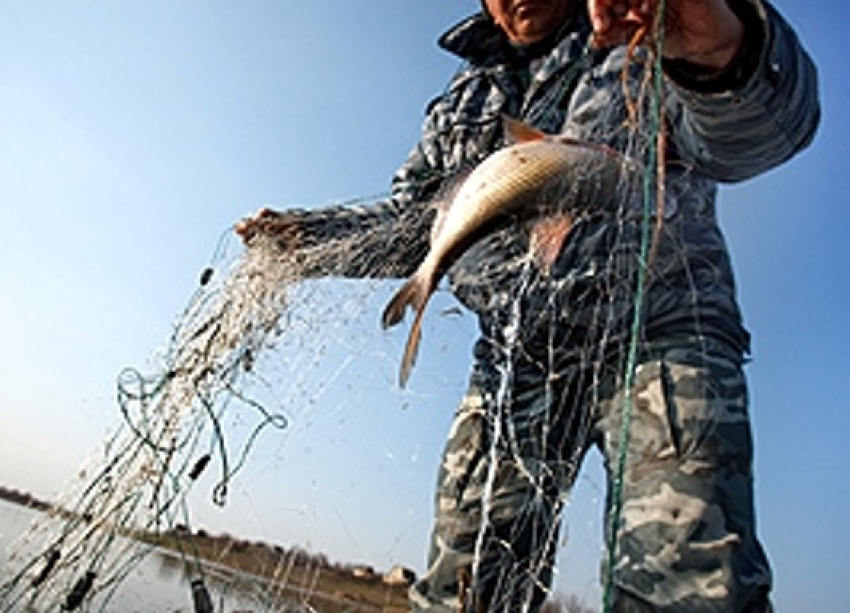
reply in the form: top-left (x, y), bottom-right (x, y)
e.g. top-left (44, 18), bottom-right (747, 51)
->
top-left (238, 0), bottom-right (818, 611)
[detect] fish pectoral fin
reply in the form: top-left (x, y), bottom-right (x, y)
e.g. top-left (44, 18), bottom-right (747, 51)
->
top-left (502, 115), bottom-right (548, 144)
top-left (530, 213), bottom-right (574, 274)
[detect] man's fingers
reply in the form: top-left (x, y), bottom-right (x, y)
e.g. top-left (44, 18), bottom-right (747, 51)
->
top-left (235, 208), bottom-right (302, 252)
top-left (588, 0), bottom-right (655, 48)
top-left (235, 208), bottom-right (277, 241)
top-left (234, 218), bottom-right (255, 239)
top-left (591, 22), bottom-right (643, 49)
top-left (588, 0), bottom-right (615, 35)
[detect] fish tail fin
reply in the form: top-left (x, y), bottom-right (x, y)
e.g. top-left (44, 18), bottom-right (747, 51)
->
top-left (381, 273), bottom-right (427, 329)
top-left (382, 273), bottom-right (432, 387)
top-left (398, 306), bottom-right (426, 388)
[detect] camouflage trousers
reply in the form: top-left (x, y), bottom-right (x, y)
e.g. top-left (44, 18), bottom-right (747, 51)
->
top-left (409, 338), bottom-right (772, 612)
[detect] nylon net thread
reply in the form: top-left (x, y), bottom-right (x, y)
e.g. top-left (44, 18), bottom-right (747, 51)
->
top-left (0, 230), bottom-right (394, 611)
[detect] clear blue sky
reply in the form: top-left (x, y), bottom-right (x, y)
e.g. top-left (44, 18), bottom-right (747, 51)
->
top-left (0, 2), bottom-right (846, 610)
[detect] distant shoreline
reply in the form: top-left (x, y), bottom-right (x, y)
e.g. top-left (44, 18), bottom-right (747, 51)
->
top-left (0, 484), bottom-right (412, 612)
top-left (0, 485), bottom-right (51, 513)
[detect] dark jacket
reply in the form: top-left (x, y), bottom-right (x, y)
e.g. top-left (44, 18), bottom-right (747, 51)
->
top-left (284, 0), bottom-right (819, 356)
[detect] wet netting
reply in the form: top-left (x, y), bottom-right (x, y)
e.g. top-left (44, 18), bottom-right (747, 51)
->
top-left (1, 17), bottom-right (676, 613)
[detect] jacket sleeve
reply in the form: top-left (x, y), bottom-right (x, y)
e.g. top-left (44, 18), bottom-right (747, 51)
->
top-left (663, 0), bottom-right (820, 182)
top-left (277, 112), bottom-right (444, 280)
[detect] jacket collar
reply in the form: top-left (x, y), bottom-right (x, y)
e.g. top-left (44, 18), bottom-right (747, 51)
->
top-left (438, 13), bottom-right (510, 66)
top-left (438, 11), bottom-right (591, 67)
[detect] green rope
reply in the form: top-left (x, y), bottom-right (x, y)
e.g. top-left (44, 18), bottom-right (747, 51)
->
top-left (602, 7), bottom-right (666, 611)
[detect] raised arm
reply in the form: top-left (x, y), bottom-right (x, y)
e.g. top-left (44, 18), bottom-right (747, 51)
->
top-left (663, 0), bottom-right (820, 181)
top-left (236, 115), bottom-right (445, 280)
top-left (588, 0), bottom-right (819, 181)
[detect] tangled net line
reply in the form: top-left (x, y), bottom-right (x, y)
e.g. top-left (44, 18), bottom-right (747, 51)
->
top-left (0, 227), bottom-right (392, 612)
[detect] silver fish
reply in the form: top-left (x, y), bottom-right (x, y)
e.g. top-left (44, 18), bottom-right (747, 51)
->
top-left (382, 117), bottom-right (634, 387)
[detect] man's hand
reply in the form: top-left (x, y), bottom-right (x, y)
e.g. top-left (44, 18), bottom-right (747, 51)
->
top-left (235, 208), bottom-right (300, 248)
top-left (588, 0), bottom-right (745, 70)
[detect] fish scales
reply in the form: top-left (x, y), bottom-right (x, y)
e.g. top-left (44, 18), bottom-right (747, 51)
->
top-left (382, 118), bottom-right (632, 387)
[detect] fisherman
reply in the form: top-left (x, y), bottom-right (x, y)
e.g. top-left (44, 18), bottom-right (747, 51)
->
top-left (238, 0), bottom-right (819, 611)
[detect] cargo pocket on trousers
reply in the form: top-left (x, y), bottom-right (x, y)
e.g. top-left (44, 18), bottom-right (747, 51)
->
top-left (659, 360), bottom-right (685, 458)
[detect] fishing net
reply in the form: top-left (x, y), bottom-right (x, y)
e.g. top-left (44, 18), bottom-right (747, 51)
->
top-left (1, 17), bottom-right (679, 613)
top-left (0, 216), bottom-right (480, 611)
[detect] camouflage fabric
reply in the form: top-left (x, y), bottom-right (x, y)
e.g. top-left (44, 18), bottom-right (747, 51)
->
top-left (409, 339), bottom-right (772, 612)
top-left (283, 0), bottom-right (819, 357)
top-left (268, 2), bottom-right (817, 611)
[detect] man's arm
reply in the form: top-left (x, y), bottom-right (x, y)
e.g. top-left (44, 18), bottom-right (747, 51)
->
top-left (236, 120), bottom-right (443, 280)
top-left (587, 0), bottom-right (819, 182)
top-left (663, 0), bottom-right (820, 181)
